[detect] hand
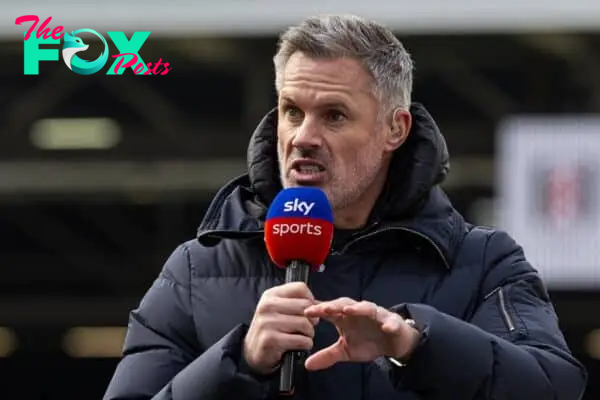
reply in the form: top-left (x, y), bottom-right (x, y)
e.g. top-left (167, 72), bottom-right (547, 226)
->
top-left (243, 282), bottom-right (319, 375)
top-left (303, 297), bottom-right (420, 371)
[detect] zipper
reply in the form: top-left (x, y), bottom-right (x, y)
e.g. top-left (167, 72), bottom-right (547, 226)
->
top-left (333, 224), bottom-right (450, 269)
top-left (497, 288), bottom-right (516, 332)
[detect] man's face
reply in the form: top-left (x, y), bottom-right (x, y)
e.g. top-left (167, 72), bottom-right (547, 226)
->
top-left (277, 52), bottom-right (390, 212)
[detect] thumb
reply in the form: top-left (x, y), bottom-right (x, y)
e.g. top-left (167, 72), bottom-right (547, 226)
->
top-left (304, 337), bottom-right (347, 371)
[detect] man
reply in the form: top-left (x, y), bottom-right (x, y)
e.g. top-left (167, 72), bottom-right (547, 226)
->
top-left (103, 14), bottom-right (587, 400)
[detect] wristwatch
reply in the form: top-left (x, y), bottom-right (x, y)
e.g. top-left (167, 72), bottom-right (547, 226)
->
top-left (386, 318), bottom-right (417, 368)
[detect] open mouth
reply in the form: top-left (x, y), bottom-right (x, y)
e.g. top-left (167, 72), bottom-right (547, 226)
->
top-left (290, 159), bottom-right (325, 173)
top-left (289, 159), bottom-right (326, 184)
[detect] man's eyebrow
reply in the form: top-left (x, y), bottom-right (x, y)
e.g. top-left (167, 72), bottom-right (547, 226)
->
top-left (279, 96), bottom-right (295, 104)
top-left (279, 96), bottom-right (350, 108)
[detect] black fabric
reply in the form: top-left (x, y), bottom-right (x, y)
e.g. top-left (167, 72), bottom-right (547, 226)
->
top-left (331, 229), bottom-right (361, 253)
top-left (103, 103), bottom-right (586, 400)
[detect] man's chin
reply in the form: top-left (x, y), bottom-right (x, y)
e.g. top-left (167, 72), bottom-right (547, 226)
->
top-left (283, 179), bottom-right (325, 189)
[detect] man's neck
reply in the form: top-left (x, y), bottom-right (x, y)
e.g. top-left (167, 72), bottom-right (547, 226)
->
top-left (333, 169), bottom-right (389, 229)
top-left (334, 209), bottom-right (370, 229)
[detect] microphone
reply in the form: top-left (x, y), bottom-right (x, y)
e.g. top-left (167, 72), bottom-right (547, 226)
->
top-left (264, 187), bottom-right (334, 394)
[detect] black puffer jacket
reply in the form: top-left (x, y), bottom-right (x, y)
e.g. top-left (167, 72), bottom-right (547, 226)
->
top-left (103, 104), bottom-right (587, 400)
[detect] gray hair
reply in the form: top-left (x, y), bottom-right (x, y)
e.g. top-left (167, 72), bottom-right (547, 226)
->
top-left (273, 14), bottom-right (414, 113)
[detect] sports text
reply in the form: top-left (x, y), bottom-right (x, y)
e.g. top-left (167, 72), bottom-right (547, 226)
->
top-left (271, 222), bottom-right (322, 236)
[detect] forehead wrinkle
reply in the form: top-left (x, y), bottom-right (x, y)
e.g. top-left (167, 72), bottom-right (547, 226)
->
top-left (281, 54), bottom-right (374, 94)
top-left (280, 86), bottom-right (353, 108)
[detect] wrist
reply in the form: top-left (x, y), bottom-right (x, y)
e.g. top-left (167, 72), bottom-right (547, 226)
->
top-left (390, 318), bottom-right (421, 364)
top-left (242, 354), bottom-right (279, 377)
top-left (240, 352), bottom-right (282, 377)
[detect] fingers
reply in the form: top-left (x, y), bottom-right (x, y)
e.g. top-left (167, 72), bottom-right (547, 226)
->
top-left (244, 283), bottom-right (320, 373)
top-left (341, 301), bottom-right (398, 326)
top-left (341, 301), bottom-right (379, 319)
top-left (266, 282), bottom-right (315, 301)
top-left (341, 301), bottom-right (406, 335)
top-left (304, 299), bottom-right (403, 332)
top-left (259, 314), bottom-right (316, 338)
top-left (304, 337), bottom-right (347, 371)
top-left (258, 297), bottom-right (316, 317)
top-left (304, 297), bottom-right (357, 318)
top-left (259, 331), bottom-right (314, 353)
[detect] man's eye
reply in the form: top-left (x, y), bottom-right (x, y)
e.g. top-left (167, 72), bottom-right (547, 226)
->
top-left (283, 106), bottom-right (303, 119)
top-left (325, 110), bottom-right (346, 123)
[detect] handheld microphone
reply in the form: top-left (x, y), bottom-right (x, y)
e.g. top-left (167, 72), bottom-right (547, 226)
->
top-left (264, 187), bottom-right (334, 394)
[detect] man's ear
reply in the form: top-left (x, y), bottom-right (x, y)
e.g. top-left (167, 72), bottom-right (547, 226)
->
top-left (385, 107), bottom-right (412, 152)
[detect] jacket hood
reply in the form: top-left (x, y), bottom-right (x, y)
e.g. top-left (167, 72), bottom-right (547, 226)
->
top-left (197, 102), bottom-right (465, 265)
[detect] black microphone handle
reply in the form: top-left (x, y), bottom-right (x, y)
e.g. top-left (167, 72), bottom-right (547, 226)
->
top-left (279, 259), bottom-right (310, 394)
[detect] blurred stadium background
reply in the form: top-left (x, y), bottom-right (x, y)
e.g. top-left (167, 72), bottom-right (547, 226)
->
top-left (2, 1), bottom-right (600, 398)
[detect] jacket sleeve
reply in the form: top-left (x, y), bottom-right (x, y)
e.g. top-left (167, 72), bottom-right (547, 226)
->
top-left (103, 243), bottom-right (278, 400)
top-left (381, 229), bottom-right (587, 400)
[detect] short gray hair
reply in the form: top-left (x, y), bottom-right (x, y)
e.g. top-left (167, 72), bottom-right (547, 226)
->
top-left (273, 14), bottom-right (414, 112)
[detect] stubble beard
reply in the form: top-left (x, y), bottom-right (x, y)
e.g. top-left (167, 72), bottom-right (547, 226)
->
top-left (277, 141), bottom-right (385, 213)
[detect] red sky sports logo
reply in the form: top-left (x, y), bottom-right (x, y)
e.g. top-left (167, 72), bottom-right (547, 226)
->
top-left (264, 189), bottom-right (333, 269)
top-left (15, 15), bottom-right (172, 75)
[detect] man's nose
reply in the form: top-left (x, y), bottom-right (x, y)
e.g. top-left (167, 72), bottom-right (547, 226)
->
top-left (291, 119), bottom-right (322, 150)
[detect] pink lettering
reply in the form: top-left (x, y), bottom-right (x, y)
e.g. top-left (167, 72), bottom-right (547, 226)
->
top-left (133, 62), bottom-right (145, 75)
top-left (113, 53), bottom-right (172, 75)
top-left (15, 15), bottom-right (38, 41)
top-left (151, 58), bottom-right (168, 75)
top-left (151, 60), bottom-right (163, 75)
top-left (148, 59), bottom-right (172, 75)
top-left (15, 15), bottom-right (63, 40)
top-left (160, 62), bottom-right (172, 75)
top-left (51, 26), bottom-right (64, 40)
top-left (36, 17), bottom-right (51, 39)
top-left (112, 53), bottom-right (139, 74)
top-left (143, 62), bottom-right (153, 75)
